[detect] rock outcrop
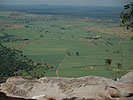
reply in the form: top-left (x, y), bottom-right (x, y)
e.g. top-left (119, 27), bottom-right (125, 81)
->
top-left (117, 72), bottom-right (133, 84)
top-left (0, 73), bottom-right (133, 100)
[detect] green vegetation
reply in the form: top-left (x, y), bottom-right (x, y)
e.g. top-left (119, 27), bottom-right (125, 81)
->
top-left (0, 6), bottom-right (133, 78)
top-left (105, 58), bottom-right (112, 70)
top-left (116, 63), bottom-right (122, 69)
top-left (120, 2), bottom-right (133, 29)
top-left (0, 43), bottom-right (52, 78)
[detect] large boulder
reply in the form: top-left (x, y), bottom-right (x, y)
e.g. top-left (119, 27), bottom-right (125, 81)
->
top-left (117, 72), bottom-right (133, 84)
top-left (0, 76), bottom-right (133, 100)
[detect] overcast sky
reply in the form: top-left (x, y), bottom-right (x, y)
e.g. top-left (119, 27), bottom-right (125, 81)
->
top-left (0, 0), bottom-right (131, 6)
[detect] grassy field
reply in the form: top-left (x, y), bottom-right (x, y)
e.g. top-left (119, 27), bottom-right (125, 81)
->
top-left (0, 10), bottom-right (133, 78)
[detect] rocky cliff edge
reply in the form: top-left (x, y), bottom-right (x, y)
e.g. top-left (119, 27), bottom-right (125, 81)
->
top-left (0, 73), bottom-right (133, 100)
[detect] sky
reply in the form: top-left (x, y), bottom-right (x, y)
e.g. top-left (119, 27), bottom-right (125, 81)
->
top-left (0, 0), bottom-right (131, 6)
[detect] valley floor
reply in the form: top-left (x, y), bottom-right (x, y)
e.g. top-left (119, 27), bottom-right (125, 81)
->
top-left (0, 11), bottom-right (133, 78)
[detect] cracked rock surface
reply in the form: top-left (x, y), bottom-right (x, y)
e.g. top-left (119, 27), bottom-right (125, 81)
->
top-left (0, 73), bottom-right (133, 100)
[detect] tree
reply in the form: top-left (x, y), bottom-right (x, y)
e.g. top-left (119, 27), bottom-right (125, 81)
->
top-left (40, 35), bottom-right (43, 38)
top-left (116, 63), bottom-right (122, 69)
top-left (76, 52), bottom-right (80, 56)
top-left (67, 51), bottom-right (71, 56)
top-left (120, 2), bottom-right (132, 67)
top-left (105, 58), bottom-right (112, 70)
top-left (120, 2), bottom-right (133, 29)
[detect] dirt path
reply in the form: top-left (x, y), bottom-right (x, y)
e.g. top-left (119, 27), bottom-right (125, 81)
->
top-left (56, 55), bottom-right (67, 77)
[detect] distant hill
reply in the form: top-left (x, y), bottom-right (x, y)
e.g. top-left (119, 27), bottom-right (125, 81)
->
top-left (0, 4), bottom-right (122, 21)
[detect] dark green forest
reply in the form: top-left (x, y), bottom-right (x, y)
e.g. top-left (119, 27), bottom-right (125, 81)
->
top-left (0, 43), bottom-right (52, 78)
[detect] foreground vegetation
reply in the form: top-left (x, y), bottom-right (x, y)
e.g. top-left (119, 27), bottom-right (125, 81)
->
top-left (0, 43), bottom-right (52, 78)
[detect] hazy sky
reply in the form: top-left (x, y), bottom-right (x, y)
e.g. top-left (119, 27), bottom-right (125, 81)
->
top-left (0, 0), bottom-right (131, 6)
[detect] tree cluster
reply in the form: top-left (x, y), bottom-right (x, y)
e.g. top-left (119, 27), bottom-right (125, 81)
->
top-left (0, 43), bottom-right (52, 78)
top-left (120, 2), bottom-right (133, 29)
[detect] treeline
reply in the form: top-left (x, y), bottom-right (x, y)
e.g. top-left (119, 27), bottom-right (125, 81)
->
top-left (0, 31), bottom-right (29, 43)
top-left (0, 43), bottom-right (52, 78)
